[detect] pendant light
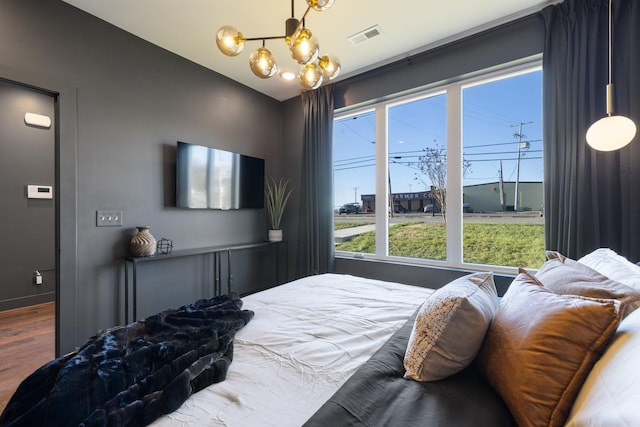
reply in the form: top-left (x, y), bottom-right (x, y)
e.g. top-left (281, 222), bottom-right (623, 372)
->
top-left (299, 62), bottom-right (324, 90)
top-left (586, 0), bottom-right (636, 151)
top-left (249, 44), bottom-right (278, 78)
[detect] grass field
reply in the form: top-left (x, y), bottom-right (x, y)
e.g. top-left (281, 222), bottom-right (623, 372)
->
top-left (336, 221), bottom-right (545, 268)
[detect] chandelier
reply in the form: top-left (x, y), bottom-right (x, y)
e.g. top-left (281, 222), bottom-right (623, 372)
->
top-left (215, 0), bottom-right (341, 91)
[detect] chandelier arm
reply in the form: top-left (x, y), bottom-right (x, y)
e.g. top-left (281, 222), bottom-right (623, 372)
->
top-left (291, 5), bottom-right (313, 35)
top-left (243, 35), bottom-right (288, 42)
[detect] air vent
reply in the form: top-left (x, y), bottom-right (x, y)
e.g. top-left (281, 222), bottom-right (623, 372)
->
top-left (348, 25), bottom-right (382, 46)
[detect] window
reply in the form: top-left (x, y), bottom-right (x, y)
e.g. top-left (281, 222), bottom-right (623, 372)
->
top-left (462, 70), bottom-right (544, 268)
top-left (387, 93), bottom-right (447, 261)
top-left (333, 109), bottom-right (376, 255)
top-left (333, 63), bottom-right (544, 271)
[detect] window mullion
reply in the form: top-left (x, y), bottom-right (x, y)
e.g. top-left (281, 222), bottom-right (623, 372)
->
top-left (375, 105), bottom-right (388, 256)
top-left (446, 84), bottom-right (462, 265)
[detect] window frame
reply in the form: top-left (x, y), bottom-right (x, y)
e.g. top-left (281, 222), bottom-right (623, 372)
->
top-left (334, 59), bottom-right (543, 274)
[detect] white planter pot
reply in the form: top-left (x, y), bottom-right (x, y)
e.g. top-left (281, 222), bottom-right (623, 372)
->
top-left (268, 229), bottom-right (283, 242)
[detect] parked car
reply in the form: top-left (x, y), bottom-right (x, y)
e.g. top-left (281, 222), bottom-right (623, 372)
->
top-left (424, 204), bottom-right (440, 214)
top-left (393, 204), bottom-right (408, 213)
top-left (339, 203), bottom-right (361, 215)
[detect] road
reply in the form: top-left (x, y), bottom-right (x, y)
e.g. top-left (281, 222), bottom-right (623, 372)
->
top-left (335, 212), bottom-right (544, 225)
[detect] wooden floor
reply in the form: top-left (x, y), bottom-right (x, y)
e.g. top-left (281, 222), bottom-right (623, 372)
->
top-left (0, 302), bottom-right (55, 414)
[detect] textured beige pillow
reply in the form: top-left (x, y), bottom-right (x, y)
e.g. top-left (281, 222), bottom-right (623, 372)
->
top-left (476, 272), bottom-right (622, 427)
top-left (403, 272), bottom-right (498, 382)
top-left (534, 255), bottom-right (640, 317)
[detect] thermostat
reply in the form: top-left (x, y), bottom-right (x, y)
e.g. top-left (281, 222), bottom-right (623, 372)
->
top-left (27, 185), bottom-right (53, 199)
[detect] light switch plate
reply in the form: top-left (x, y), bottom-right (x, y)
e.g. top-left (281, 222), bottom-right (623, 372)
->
top-left (96, 210), bottom-right (123, 227)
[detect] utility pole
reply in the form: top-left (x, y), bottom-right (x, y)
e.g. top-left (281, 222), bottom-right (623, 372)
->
top-left (353, 187), bottom-right (359, 203)
top-left (511, 121), bottom-right (532, 212)
top-left (498, 160), bottom-right (506, 212)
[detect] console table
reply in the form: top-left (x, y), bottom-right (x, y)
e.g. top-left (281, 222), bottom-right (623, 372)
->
top-left (123, 241), bottom-right (287, 323)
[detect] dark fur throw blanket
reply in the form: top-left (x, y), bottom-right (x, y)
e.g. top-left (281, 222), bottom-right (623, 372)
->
top-left (0, 293), bottom-right (254, 427)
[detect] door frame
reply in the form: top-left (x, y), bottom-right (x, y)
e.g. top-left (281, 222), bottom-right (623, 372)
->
top-left (0, 64), bottom-right (78, 357)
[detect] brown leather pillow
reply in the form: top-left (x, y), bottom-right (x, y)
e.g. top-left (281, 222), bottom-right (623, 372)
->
top-left (531, 256), bottom-right (640, 318)
top-left (476, 272), bottom-right (622, 427)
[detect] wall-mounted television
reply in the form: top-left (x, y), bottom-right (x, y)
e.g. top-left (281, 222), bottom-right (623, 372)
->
top-left (176, 141), bottom-right (265, 209)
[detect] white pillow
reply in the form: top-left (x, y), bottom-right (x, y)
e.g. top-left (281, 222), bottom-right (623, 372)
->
top-left (403, 272), bottom-right (498, 382)
top-left (565, 304), bottom-right (640, 426)
top-left (578, 248), bottom-right (640, 291)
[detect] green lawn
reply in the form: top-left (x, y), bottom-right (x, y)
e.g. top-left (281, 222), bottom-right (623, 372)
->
top-left (336, 222), bottom-right (545, 268)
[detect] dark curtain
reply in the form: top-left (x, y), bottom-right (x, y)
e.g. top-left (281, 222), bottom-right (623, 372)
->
top-left (296, 85), bottom-right (335, 276)
top-left (541, 0), bottom-right (640, 261)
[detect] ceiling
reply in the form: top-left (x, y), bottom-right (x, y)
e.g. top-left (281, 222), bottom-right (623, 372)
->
top-left (61, 0), bottom-right (555, 101)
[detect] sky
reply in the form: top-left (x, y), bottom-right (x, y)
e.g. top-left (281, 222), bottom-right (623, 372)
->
top-left (333, 68), bottom-right (543, 208)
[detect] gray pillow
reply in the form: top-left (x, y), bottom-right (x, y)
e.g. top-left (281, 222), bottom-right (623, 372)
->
top-left (538, 253), bottom-right (640, 318)
top-left (403, 272), bottom-right (498, 382)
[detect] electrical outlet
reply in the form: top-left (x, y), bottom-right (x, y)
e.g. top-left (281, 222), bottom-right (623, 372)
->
top-left (96, 210), bottom-right (123, 227)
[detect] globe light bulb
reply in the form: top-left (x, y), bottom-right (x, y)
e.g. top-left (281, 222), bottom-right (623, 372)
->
top-left (318, 54), bottom-right (340, 80)
top-left (216, 25), bottom-right (244, 57)
top-left (306, 0), bottom-right (335, 12)
top-left (289, 28), bottom-right (319, 65)
top-left (298, 62), bottom-right (324, 90)
top-left (249, 47), bottom-right (278, 78)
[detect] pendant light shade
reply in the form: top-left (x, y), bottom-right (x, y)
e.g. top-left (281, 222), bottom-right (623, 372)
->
top-left (307, 0), bottom-right (336, 12)
top-left (299, 62), bottom-right (324, 90)
top-left (216, 25), bottom-right (245, 57)
top-left (215, 0), bottom-right (339, 90)
top-left (249, 47), bottom-right (278, 78)
top-left (586, 0), bottom-right (636, 151)
top-left (318, 54), bottom-right (341, 80)
top-left (587, 114), bottom-right (637, 151)
top-left (289, 29), bottom-right (319, 65)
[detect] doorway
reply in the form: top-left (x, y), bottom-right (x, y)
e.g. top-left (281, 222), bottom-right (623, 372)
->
top-left (0, 79), bottom-right (56, 375)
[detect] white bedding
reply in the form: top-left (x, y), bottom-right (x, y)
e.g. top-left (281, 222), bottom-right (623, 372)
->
top-left (152, 273), bottom-right (433, 427)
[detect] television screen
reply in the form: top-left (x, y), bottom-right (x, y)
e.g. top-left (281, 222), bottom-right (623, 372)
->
top-left (176, 141), bottom-right (265, 209)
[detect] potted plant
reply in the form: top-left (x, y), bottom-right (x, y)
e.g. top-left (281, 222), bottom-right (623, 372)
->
top-left (265, 177), bottom-right (293, 242)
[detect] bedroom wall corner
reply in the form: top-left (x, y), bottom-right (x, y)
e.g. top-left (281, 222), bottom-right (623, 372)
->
top-left (0, 0), bottom-right (284, 354)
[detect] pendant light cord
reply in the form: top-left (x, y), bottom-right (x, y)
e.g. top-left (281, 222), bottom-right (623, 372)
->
top-left (608, 0), bottom-right (612, 85)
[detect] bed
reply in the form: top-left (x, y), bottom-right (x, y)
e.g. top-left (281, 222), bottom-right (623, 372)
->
top-left (153, 273), bottom-right (436, 426)
top-left (3, 248), bottom-right (640, 427)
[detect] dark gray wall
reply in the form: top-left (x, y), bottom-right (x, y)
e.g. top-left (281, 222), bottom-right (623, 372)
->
top-left (0, 0), bottom-right (284, 354)
top-left (334, 13), bottom-right (545, 109)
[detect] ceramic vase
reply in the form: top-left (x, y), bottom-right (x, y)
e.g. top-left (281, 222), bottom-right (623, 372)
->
top-left (268, 229), bottom-right (283, 242)
top-left (130, 226), bottom-right (157, 257)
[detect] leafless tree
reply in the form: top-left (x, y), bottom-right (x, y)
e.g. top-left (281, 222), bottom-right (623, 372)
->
top-left (414, 147), bottom-right (471, 222)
